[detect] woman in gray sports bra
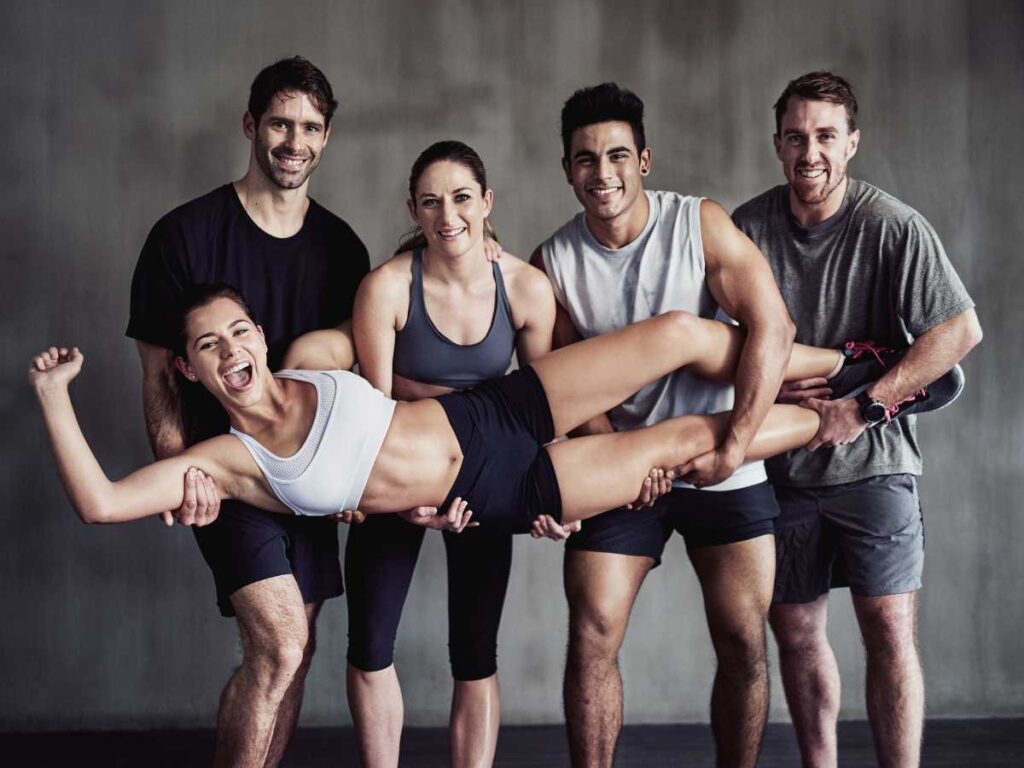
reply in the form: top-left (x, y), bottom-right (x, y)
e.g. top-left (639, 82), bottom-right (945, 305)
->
top-left (345, 141), bottom-right (559, 768)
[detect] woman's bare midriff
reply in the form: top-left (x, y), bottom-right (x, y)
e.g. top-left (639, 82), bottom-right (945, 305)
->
top-left (357, 398), bottom-right (463, 513)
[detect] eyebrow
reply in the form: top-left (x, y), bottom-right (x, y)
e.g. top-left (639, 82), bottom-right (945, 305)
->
top-left (192, 319), bottom-right (250, 349)
top-left (784, 126), bottom-right (838, 135)
top-left (418, 187), bottom-right (473, 199)
top-left (572, 146), bottom-right (633, 160)
top-left (268, 116), bottom-right (324, 129)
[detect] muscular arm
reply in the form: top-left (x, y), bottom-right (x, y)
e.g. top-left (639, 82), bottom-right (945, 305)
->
top-left (868, 309), bottom-right (982, 405)
top-left (282, 320), bottom-right (357, 371)
top-left (804, 309), bottom-right (982, 449)
top-left (529, 246), bottom-right (613, 438)
top-left (692, 200), bottom-right (796, 483)
top-left (136, 341), bottom-right (186, 460)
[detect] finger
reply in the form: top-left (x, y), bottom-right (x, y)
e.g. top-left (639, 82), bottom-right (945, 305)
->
top-left (161, 510), bottom-right (174, 527)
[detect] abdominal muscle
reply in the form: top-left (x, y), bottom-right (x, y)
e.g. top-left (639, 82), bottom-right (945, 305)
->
top-left (357, 398), bottom-right (462, 513)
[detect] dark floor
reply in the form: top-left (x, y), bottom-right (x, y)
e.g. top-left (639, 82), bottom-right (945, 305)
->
top-left (4, 719), bottom-right (1022, 766)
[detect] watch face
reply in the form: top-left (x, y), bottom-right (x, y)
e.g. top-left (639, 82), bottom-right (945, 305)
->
top-left (864, 401), bottom-right (887, 423)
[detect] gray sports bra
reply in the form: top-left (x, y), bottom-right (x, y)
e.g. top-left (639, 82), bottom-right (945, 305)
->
top-left (392, 249), bottom-right (516, 388)
top-left (229, 369), bottom-right (396, 516)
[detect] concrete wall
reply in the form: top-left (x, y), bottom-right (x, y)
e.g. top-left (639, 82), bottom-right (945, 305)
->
top-left (2, 0), bottom-right (1021, 729)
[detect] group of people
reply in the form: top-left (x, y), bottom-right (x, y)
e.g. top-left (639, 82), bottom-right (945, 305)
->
top-left (31, 56), bottom-right (981, 768)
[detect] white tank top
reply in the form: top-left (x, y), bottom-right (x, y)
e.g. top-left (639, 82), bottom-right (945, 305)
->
top-left (230, 369), bottom-right (396, 515)
top-left (541, 190), bottom-right (766, 491)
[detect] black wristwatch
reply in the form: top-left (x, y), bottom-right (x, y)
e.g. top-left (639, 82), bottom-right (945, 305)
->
top-left (855, 390), bottom-right (888, 425)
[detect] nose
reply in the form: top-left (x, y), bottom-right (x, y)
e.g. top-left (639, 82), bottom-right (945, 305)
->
top-left (285, 127), bottom-right (302, 152)
top-left (439, 199), bottom-right (458, 223)
top-left (220, 340), bottom-right (238, 359)
top-left (596, 155), bottom-right (614, 179)
top-left (802, 139), bottom-right (821, 164)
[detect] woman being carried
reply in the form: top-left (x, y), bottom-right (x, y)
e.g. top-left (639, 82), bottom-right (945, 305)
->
top-left (32, 275), bottom-right (960, 532)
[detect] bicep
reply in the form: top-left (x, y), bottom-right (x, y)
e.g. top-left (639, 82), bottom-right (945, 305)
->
top-left (515, 275), bottom-right (556, 365)
top-left (353, 275), bottom-right (399, 395)
top-left (701, 199), bottom-right (790, 326)
top-left (283, 326), bottom-right (356, 371)
top-left (104, 449), bottom-right (226, 522)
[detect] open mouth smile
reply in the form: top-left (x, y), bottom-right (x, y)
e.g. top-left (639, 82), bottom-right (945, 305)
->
top-left (437, 227), bottom-right (467, 241)
top-left (221, 361), bottom-right (254, 390)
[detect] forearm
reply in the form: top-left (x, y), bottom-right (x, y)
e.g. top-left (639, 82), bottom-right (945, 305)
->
top-left (726, 317), bottom-right (795, 453)
top-left (868, 310), bottom-right (982, 405)
top-left (139, 349), bottom-right (186, 460)
top-left (35, 385), bottom-right (121, 523)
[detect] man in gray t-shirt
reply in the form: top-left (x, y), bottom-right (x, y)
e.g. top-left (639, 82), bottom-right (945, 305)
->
top-left (733, 71), bottom-right (982, 767)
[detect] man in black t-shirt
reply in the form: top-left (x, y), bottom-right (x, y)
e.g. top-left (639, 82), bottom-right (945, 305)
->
top-left (126, 57), bottom-right (369, 767)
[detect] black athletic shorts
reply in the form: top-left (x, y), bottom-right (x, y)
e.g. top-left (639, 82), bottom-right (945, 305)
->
top-left (436, 366), bottom-right (562, 534)
top-left (566, 482), bottom-right (780, 566)
top-left (193, 501), bottom-right (343, 617)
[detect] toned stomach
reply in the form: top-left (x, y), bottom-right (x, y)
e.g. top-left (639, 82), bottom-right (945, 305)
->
top-left (357, 398), bottom-right (463, 513)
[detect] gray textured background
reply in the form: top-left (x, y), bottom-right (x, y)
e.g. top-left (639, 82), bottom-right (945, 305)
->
top-left (2, 0), bottom-right (1021, 730)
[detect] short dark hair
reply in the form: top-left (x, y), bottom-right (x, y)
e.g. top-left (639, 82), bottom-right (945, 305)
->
top-left (174, 282), bottom-right (257, 359)
top-left (773, 71), bottom-right (858, 134)
top-left (560, 83), bottom-right (646, 160)
top-left (247, 56), bottom-right (338, 127)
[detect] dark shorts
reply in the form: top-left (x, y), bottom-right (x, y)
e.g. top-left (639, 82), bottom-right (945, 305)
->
top-left (345, 515), bottom-right (513, 680)
top-left (566, 482), bottom-right (780, 566)
top-left (772, 474), bottom-right (924, 604)
top-left (193, 500), bottom-right (343, 617)
top-left (436, 366), bottom-right (562, 534)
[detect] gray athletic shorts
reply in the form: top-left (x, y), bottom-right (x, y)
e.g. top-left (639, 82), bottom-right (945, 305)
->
top-left (772, 474), bottom-right (923, 604)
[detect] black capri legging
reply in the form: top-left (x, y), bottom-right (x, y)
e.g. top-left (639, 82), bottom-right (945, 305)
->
top-left (345, 514), bottom-right (513, 681)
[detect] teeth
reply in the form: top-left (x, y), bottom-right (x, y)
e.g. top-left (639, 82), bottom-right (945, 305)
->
top-left (798, 169), bottom-right (825, 178)
top-left (439, 227), bottom-right (466, 238)
top-left (223, 362), bottom-right (250, 375)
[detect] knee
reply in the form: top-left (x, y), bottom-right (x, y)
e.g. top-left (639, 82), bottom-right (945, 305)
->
top-left (347, 630), bottom-right (397, 674)
top-left (568, 604), bottom-right (628, 663)
top-left (712, 624), bottom-right (767, 683)
top-left (449, 636), bottom-right (497, 682)
top-left (245, 634), bottom-right (308, 694)
top-left (770, 605), bottom-right (828, 656)
top-left (661, 310), bottom-right (699, 344)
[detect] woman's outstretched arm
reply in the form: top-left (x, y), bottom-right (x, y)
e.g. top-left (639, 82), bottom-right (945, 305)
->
top-left (30, 347), bottom-right (243, 524)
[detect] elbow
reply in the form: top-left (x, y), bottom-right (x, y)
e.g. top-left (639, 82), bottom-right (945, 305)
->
top-left (964, 319), bottom-right (984, 353)
top-left (78, 500), bottom-right (113, 525)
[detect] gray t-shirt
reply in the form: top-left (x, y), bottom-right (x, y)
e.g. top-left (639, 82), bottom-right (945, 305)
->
top-left (733, 179), bottom-right (974, 488)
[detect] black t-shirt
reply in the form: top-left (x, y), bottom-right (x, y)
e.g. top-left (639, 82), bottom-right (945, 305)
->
top-left (127, 183), bottom-right (369, 443)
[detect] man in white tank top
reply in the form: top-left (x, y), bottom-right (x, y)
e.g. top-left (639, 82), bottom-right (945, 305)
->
top-left (530, 84), bottom-right (796, 768)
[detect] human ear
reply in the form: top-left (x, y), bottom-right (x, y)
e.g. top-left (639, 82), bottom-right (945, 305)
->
top-left (173, 356), bottom-right (198, 382)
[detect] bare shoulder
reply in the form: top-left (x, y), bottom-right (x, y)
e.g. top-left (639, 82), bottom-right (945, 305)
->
top-left (499, 254), bottom-right (553, 300)
top-left (499, 254), bottom-right (555, 329)
top-left (699, 197), bottom-right (735, 233)
top-left (366, 251), bottom-right (413, 291)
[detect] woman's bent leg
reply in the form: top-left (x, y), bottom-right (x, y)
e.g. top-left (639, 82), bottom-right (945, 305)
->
top-left (531, 312), bottom-right (840, 437)
top-left (547, 405), bottom-right (819, 524)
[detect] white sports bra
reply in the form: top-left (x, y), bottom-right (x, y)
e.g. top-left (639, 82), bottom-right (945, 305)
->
top-left (230, 369), bottom-right (396, 516)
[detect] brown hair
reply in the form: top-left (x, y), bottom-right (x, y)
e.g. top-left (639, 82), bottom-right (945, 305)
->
top-left (773, 71), bottom-right (858, 134)
top-left (395, 140), bottom-right (498, 255)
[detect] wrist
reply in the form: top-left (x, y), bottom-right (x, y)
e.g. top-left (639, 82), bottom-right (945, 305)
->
top-left (33, 381), bottom-right (68, 401)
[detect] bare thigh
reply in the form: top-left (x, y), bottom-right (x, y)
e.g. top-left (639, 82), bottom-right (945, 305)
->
top-left (547, 414), bottom-right (728, 524)
top-left (230, 574), bottom-right (311, 652)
